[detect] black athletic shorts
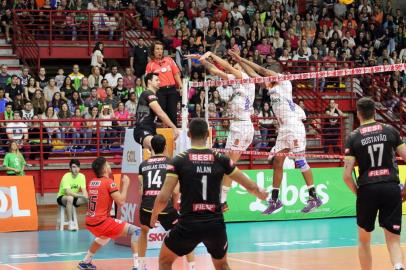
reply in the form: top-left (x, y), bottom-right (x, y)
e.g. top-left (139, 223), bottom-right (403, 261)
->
top-left (357, 182), bottom-right (402, 235)
top-left (133, 127), bottom-right (156, 146)
top-left (164, 219), bottom-right (228, 259)
top-left (139, 207), bottom-right (179, 231)
top-left (57, 195), bottom-right (80, 208)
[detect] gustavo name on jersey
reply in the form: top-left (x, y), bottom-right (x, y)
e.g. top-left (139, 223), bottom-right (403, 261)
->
top-left (361, 134), bottom-right (387, 146)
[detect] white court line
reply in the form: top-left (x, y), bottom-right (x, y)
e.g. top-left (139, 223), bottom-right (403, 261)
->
top-left (3, 264), bottom-right (23, 270)
top-left (228, 257), bottom-right (290, 270)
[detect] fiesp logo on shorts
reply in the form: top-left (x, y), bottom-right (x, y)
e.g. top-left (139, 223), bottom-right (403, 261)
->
top-left (232, 171), bottom-right (329, 213)
top-left (0, 186), bottom-right (31, 218)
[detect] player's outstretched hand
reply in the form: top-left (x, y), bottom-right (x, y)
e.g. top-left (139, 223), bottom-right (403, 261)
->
top-left (257, 188), bottom-right (269, 201)
top-left (184, 54), bottom-right (201, 60)
top-left (173, 128), bottom-right (180, 141)
top-left (228, 49), bottom-right (241, 61)
top-left (121, 175), bottom-right (130, 186)
top-left (199, 51), bottom-right (212, 61)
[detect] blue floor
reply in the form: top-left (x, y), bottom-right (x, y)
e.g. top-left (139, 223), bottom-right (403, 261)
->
top-left (0, 217), bottom-right (403, 264)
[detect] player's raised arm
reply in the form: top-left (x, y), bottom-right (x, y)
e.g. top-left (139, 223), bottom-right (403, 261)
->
top-left (111, 175), bottom-right (130, 206)
top-left (202, 51), bottom-right (243, 79)
top-left (185, 54), bottom-right (229, 80)
top-left (228, 168), bottom-right (268, 200)
top-left (150, 174), bottom-right (179, 227)
top-left (229, 49), bottom-right (278, 78)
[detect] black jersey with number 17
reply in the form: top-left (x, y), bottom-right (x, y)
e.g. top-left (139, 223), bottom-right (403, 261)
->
top-left (139, 155), bottom-right (173, 212)
top-left (345, 121), bottom-right (404, 186)
top-left (166, 148), bottom-right (237, 222)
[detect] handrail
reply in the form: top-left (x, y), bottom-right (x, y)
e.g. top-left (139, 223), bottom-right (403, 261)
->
top-left (12, 11), bottom-right (41, 73)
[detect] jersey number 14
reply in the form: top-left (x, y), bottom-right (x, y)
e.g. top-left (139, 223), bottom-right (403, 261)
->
top-left (147, 170), bottom-right (162, 188)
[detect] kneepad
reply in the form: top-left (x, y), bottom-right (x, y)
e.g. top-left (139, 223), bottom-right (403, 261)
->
top-left (294, 157), bottom-right (310, 172)
top-left (95, 237), bottom-right (111, 246)
top-left (127, 224), bottom-right (141, 242)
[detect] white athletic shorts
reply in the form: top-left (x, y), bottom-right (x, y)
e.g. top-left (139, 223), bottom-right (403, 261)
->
top-left (274, 121), bottom-right (306, 153)
top-left (225, 120), bottom-right (254, 151)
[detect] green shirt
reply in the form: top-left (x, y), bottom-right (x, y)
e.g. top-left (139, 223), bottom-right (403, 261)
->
top-left (3, 152), bottom-right (26, 176)
top-left (57, 172), bottom-right (87, 197)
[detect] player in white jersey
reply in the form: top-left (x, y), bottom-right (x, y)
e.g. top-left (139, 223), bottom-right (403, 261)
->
top-left (229, 50), bottom-right (323, 214)
top-left (186, 51), bottom-right (256, 211)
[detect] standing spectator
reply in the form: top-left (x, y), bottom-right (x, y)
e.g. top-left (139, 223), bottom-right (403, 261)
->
top-left (3, 141), bottom-right (26, 176)
top-left (37, 67), bottom-right (48, 90)
top-left (32, 89), bottom-right (47, 115)
top-left (145, 41), bottom-right (183, 126)
top-left (0, 64), bottom-right (10, 89)
top-left (325, 100), bottom-right (344, 118)
top-left (1, 9), bottom-right (13, 43)
top-left (43, 78), bottom-right (60, 104)
top-left (122, 67), bottom-right (136, 91)
top-left (104, 65), bottom-right (123, 88)
top-left (323, 112), bottom-right (341, 154)
top-left (90, 42), bottom-right (105, 70)
top-left (125, 92), bottom-right (137, 117)
top-left (175, 40), bottom-right (192, 77)
top-left (56, 159), bottom-right (88, 231)
top-left (6, 111), bottom-right (28, 150)
top-left (69, 64), bottom-right (85, 90)
top-left (130, 37), bottom-right (149, 79)
top-left (88, 66), bottom-right (103, 88)
top-left (5, 75), bottom-right (24, 101)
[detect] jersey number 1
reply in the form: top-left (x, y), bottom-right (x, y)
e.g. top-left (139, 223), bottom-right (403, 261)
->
top-left (201, 175), bottom-right (207, 201)
top-left (367, 143), bottom-right (384, 167)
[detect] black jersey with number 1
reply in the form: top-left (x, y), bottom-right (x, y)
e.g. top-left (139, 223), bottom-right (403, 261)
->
top-left (345, 121), bottom-right (404, 186)
top-left (166, 148), bottom-right (237, 222)
top-left (139, 156), bottom-right (173, 211)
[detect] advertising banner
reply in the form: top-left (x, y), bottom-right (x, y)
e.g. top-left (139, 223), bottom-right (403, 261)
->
top-left (0, 176), bottom-right (38, 232)
top-left (224, 168), bottom-right (356, 222)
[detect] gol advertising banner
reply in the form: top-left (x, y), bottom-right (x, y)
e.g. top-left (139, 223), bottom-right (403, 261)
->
top-left (224, 168), bottom-right (356, 222)
top-left (0, 176), bottom-right (38, 232)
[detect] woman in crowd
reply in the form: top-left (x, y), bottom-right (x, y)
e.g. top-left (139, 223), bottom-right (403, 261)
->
top-left (24, 77), bottom-right (39, 101)
top-left (114, 102), bottom-right (129, 144)
top-left (43, 78), bottom-right (60, 104)
top-left (70, 108), bottom-right (84, 149)
top-left (28, 115), bottom-right (50, 160)
top-left (60, 76), bottom-right (76, 101)
top-left (41, 106), bottom-right (61, 141)
top-left (3, 141), bottom-right (26, 176)
top-left (125, 92), bottom-right (137, 118)
top-left (122, 67), bottom-right (136, 91)
top-left (58, 102), bottom-right (73, 144)
top-left (84, 106), bottom-right (99, 150)
top-left (32, 89), bottom-right (47, 115)
top-left (98, 105), bottom-right (114, 150)
top-left (51, 92), bottom-right (64, 113)
top-left (88, 66), bottom-right (103, 89)
top-left (91, 42), bottom-right (105, 71)
top-left (68, 91), bottom-right (84, 114)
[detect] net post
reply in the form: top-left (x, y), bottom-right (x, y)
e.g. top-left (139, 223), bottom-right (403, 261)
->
top-left (181, 77), bottom-right (189, 131)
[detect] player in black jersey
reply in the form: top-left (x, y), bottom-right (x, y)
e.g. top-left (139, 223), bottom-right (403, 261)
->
top-left (133, 73), bottom-right (179, 150)
top-left (343, 97), bottom-right (406, 270)
top-left (137, 134), bottom-right (195, 270)
top-left (150, 118), bottom-right (268, 270)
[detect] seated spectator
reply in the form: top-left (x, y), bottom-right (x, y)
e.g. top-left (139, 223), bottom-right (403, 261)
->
top-left (77, 77), bottom-right (91, 101)
top-left (103, 86), bottom-right (120, 110)
top-left (325, 100), bottom-right (344, 117)
top-left (96, 79), bottom-right (109, 101)
top-left (22, 101), bottom-right (35, 122)
top-left (19, 67), bottom-right (31, 89)
top-left (37, 67), bottom-right (48, 89)
top-left (56, 159), bottom-right (88, 231)
top-left (113, 102), bottom-right (129, 143)
top-left (83, 106), bottom-right (99, 150)
top-left (379, 87), bottom-right (398, 111)
top-left (209, 89), bottom-right (225, 116)
top-left (113, 78), bottom-right (129, 102)
top-left (51, 92), bottom-right (65, 113)
top-left (0, 64), bottom-right (11, 89)
top-left (69, 64), bottom-right (85, 90)
top-left (5, 75), bottom-right (24, 102)
top-left (0, 88), bottom-right (6, 113)
top-left (58, 102), bottom-right (73, 143)
top-left (6, 111), bottom-right (28, 151)
top-left (195, 10), bottom-right (209, 31)
top-left (70, 108), bottom-right (84, 148)
top-left (88, 66), bottom-right (103, 89)
top-left (134, 77), bottom-right (144, 97)
top-left (93, 10), bottom-right (115, 40)
top-left (68, 91), bottom-right (84, 114)
top-left (255, 102), bottom-right (275, 150)
top-left (162, 19), bottom-right (177, 50)
top-left (32, 89), bottom-right (47, 115)
top-left (1, 9), bottom-right (13, 43)
top-left (122, 67), bottom-right (135, 91)
top-left (25, 77), bottom-right (40, 101)
top-left (104, 66), bottom-right (123, 88)
top-left (3, 141), bottom-right (26, 176)
top-left (125, 92), bottom-right (137, 117)
top-left (190, 103), bottom-right (204, 118)
top-left (55, 68), bottom-right (66, 89)
top-left (99, 104), bottom-right (114, 149)
top-left (191, 89), bottom-right (207, 112)
top-left (41, 106), bottom-right (61, 141)
top-left (28, 114), bottom-right (50, 160)
top-left (43, 78), bottom-right (60, 104)
top-left (213, 118), bottom-right (230, 149)
top-left (60, 76), bottom-right (76, 101)
top-left (85, 88), bottom-right (101, 110)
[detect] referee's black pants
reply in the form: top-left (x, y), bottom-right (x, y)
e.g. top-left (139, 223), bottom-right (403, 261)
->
top-left (156, 86), bottom-right (179, 126)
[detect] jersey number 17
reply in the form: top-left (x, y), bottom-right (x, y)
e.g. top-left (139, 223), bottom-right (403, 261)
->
top-left (367, 143), bottom-right (384, 167)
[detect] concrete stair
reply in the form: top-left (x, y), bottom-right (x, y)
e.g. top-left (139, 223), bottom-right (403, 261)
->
top-left (0, 37), bottom-right (22, 75)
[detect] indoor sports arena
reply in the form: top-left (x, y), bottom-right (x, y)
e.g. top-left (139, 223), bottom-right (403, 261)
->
top-left (1, 0), bottom-right (406, 269)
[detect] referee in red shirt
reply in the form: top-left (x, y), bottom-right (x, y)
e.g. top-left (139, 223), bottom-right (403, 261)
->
top-left (146, 41), bottom-right (183, 126)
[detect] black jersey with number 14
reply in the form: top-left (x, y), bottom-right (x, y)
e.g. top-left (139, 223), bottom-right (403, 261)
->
top-left (166, 148), bottom-right (237, 222)
top-left (345, 122), bottom-right (404, 186)
top-left (139, 156), bottom-right (173, 211)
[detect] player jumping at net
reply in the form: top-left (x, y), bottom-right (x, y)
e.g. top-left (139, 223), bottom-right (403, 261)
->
top-left (150, 118), bottom-right (268, 270)
top-left (186, 51), bottom-right (257, 212)
top-left (133, 72), bottom-right (179, 150)
top-left (343, 97), bottom-right (406, 270)
top-left (228, 50), bottom-right (323, 214)
top-left (78, 157), bottom-right (141, 270)
top-left (138, 134), bottom-right (196, 270)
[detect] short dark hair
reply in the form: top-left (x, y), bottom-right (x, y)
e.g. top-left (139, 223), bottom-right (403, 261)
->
top-left (151, 134), bottom-right (166, 154)
top-left (14, 111), bottom-right (22, 117)
top-left (189, 118), bottom-right (208, 140)
top-left (144, 72), bottom-right (158, 86)
top-left (356, 97), bottom-right (375, 120)
top-left (150, 41), bottom-right (164, 58)
top-left (70, 159), bottom-right (80, 168)
top-left (92, 157), bottom-right (107, 178)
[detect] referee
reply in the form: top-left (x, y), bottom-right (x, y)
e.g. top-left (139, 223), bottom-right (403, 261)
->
top-left (343, 97), bottom-right (406, 270)
top-left (145, 41), bottom-right (183, 126)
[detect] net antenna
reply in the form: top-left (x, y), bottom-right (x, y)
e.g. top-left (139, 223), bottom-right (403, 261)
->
top-left (181, 77), bottom-right (189, 132)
